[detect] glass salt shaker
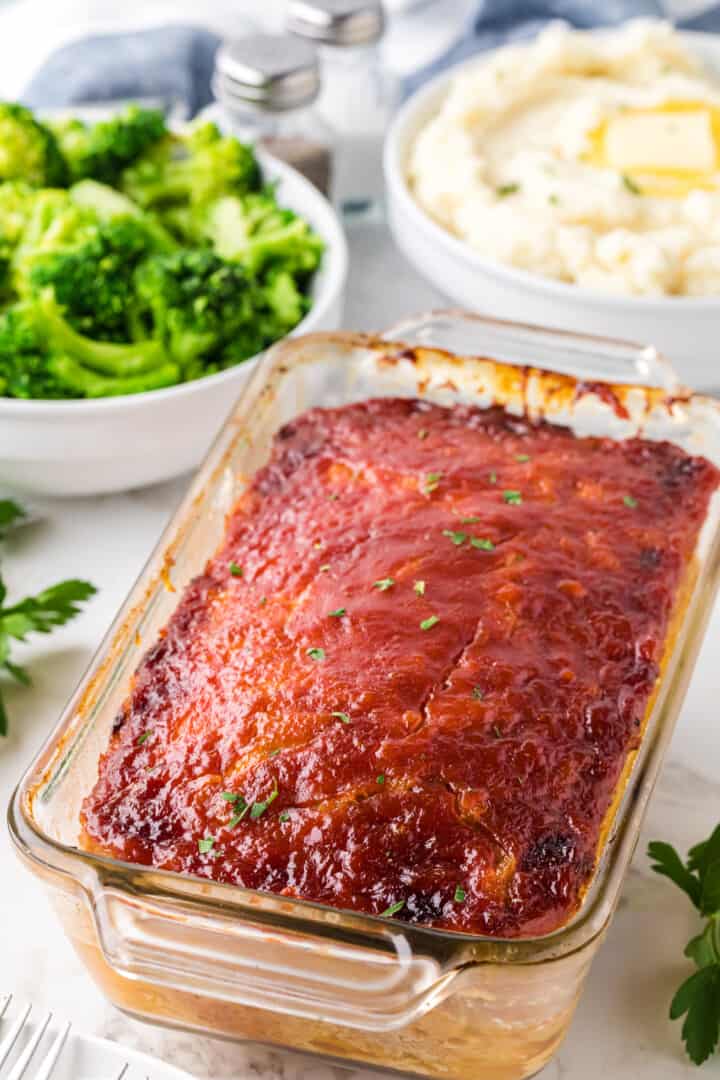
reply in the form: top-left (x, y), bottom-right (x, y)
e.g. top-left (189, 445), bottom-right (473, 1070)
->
top-left (286, 1), bottom-right (397, 218)
top-left (203, 33), bottom-right (334, 196)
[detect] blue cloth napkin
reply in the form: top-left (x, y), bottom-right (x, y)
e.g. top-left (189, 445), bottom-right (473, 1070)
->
top-left (405, 0), bottom-right (720, 95)
top-left (23, 25), bottom-right (221, 117)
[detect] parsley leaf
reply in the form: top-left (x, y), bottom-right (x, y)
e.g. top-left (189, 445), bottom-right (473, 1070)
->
top-left (250, 781), bottom-right (279, 820)
top-left (670, 967), bottom-right (720, 1065)
top-left (373, 578), bottom-right (395, 591)
top-left (0, 575), bottom-right (96, 736)
top-left (328, 607), bottom-right (346, 618)
top-left (442, 529), bottom-right (466, 546)
top-left (136, 730), bottom-right (153, 746)
top-left (488, 471), bottom-right (497, 485)
top-left (515, 453), bottom-right (531, 463)
top-left (470, 537), bottom-right (495, 551)
top-left (0, 499), bottom-right (25, 536)
top-left (423, 472), bottom-right (442, 495)
top-left (503, 490), bottom-right (522, 505)
top-left (454, 885), bottom-right (466, 903)
top-left (420, 615), bottom-right (439, 631)
top-left (460, 516), bottom-right (480, 524)
top-left (381, 900), bottom-right (405, 917)
top-left (649, 824), bottom-right (720, 1064)
top-left (648, 840), bottom-right (702, 909)
top-left (198, 837), bottom-right (216, 855)
top-left (331, 710), bottom-right (351, 724)
top-left (623, 495), bottom-right (638, 509)
top-left (414, 580), bottom-right (426, 596)
top-left (472, 687), bottom-right (484, 700)
top-left (229, 562), bottom-right (244, 577)
top-left (621, 173), bottom-right (642, 195)
top-left (307, 647), bottom-right (325, 661)
top-left (496, 182), bottom-right (520, 197)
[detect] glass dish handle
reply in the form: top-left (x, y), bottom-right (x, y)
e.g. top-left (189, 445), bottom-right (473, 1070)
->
top-left (92, 883), bottom-right (450, 1032)
top-left (382, 309), bottom-right (683, 392)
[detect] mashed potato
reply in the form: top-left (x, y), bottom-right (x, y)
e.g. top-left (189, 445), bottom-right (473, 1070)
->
top-left (408, 20), bottom-right (720, 296)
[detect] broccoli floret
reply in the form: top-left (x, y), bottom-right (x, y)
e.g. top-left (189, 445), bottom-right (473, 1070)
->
top-left (0, 181), bottom-right (35, 248)
top-left (11, 188), bottom-right (99, 291)
top-left (52, 105), bottom-right (167, 185)
top-left (195, 190), bottom-right (324, 278)
top-left (134, 249), bottom-right (260, 374)
top-left (0, 103), bottom-right (67, 187)
top-left (28, 216), bottom-right (170, 341)
top-left (135, 248), bottom-right (311, 380)
top-left (121, 121), bottom-right (261, 210)
top-left (0, 291), bottom-right (179, 399)
top-left (0, 304), bottom-right (67, 398)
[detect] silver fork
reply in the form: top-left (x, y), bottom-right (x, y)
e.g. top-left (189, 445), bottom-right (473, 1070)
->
top-left (0, 997), bottom-right (128, 1079)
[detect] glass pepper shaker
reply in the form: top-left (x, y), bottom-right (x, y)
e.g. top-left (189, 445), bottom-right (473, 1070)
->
top-left (203, 33), bottom-right (335, 197)
top-left (286, 1), bottom-right (398, 218)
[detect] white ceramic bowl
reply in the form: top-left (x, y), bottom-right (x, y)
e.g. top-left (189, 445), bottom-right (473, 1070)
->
top-left (384, 31), bottom-right (720, 391)
top-left (0, 149), bottom-right (348, 497)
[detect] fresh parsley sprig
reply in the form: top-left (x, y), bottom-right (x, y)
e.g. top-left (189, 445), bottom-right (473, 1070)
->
top-left (0, 499), bottom-right (96, 736)
top-left (649, 824), bottom-right (720, 1065)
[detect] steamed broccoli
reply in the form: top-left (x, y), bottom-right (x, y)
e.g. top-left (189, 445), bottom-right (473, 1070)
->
top-left (121, 121), bottom-right (261, 210)
top-left (11, 189), bottom-right (99, 292)
top-left (0, 291), bottom-right (179, 399)
top-left (52, 106), bottom-right (168, 185)
top-left (0, 103), bottom-right (67, 187)
top-left (192, 190), bottom-right (324, 278)
top-left (28, 216), bottom-right (170, 341)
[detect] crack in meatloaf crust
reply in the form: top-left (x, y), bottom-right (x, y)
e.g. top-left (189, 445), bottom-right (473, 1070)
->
top-left (80, 398), bottom-right (719, 937)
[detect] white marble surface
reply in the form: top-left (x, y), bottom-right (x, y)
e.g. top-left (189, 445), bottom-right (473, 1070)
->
top-left (1, 217), bottom-right (719, 1080)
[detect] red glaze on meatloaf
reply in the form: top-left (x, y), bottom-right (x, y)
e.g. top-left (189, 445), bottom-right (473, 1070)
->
top-left (81, 399), bottom-right (719, 937)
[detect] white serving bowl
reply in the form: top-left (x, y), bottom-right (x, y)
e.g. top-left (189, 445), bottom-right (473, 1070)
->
top-left (384, 31), bottom-right (720, 392)
top-left (0, 148), bottom-right (348, 497)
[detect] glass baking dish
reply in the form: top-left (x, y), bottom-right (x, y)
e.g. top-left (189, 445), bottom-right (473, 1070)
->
top-left (9, 311), bottom-right (720, 1080)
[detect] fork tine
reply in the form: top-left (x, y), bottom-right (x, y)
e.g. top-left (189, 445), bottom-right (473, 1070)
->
top-left (0, 996), bottom-right (12, 1021)
top-left (0, 1003), bottom-right (32, 1069)
top-left (6, 1011), bottom-right (52, 1080)
top-left (114, 1066), bottom-right (129, 1080)
top-left (32, 1020), bottom-right (70, 1080)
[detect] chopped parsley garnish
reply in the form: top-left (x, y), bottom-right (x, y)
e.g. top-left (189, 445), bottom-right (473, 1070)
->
top-left (489, 471), bottom-right (497, 485)
top-left (414, 580), bottom-right (426, 596)
top-left (221, 791), bottom-right (239, 801)
top-left (503, 490), bottom-right (522, 505)
top-left (420, 615), bottom-right (439, 631)
top-left (279, 811), bottom-right (290, 823)
top-left (460, 515), bottom-right (480, 524)
top-left (250, 781), bottom-right (279, 820)
top-left (454, 885), bottom-right (467, 903)
top-left (229, 801), bottom-right (250, 828)
top-left (515, 453), bottom-right (530, 463)
top-left (328, 607), bottom-right (346, 617)
top-left (198, 837), bottom-right (215, 855)
top-left (621, 173), bottom-right (642, 195)
top-left (229, 562), bottom-right (244, 577)
top-left (623, 495), bottom-right (638, 509)
top-left (136, 730), bottom-right (152, 746)
top-left (307, 647), bottom-right (325, 661)
top-left (549, 193), bottom-right (560, 206)
top-left (496, 182), bottom-right (520, 197)
top-left (417, 428), bottom-right (429, 440)
top-left (442, 529), bottom-right (467, 546)
top-left (319, 564), bottom-right (331, 573)
top-left (268, 748), bottom-right (281, 758)
top-left (470, 537), bottom-right (495, 551)
top-left (472, 687), bottom-right (484, 700)
top-left (381, 900), bottom-right (405, 917)
top-left (423, 471), bottom-right (442, 494)
top-left (493, 724), bottom-right (503, 738)
top-left (373, 577), bottom-right (395, 591)
top-left (376, 774), bottom-right (385, 784)
top-left (331, 711), bottom-right (351, 724)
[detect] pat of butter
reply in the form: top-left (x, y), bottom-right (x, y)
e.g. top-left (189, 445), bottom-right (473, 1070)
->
top-left (604, 109), bottom-right (717, 173)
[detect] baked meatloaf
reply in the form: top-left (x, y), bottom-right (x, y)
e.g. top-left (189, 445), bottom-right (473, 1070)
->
top-left (81, 398), bottom-right (719, 937)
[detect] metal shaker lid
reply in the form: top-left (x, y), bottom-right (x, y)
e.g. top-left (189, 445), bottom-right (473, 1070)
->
top-left (287, 1), bottom-right (386, 47)
top-left (214, 33), bottom-right (321, 113)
